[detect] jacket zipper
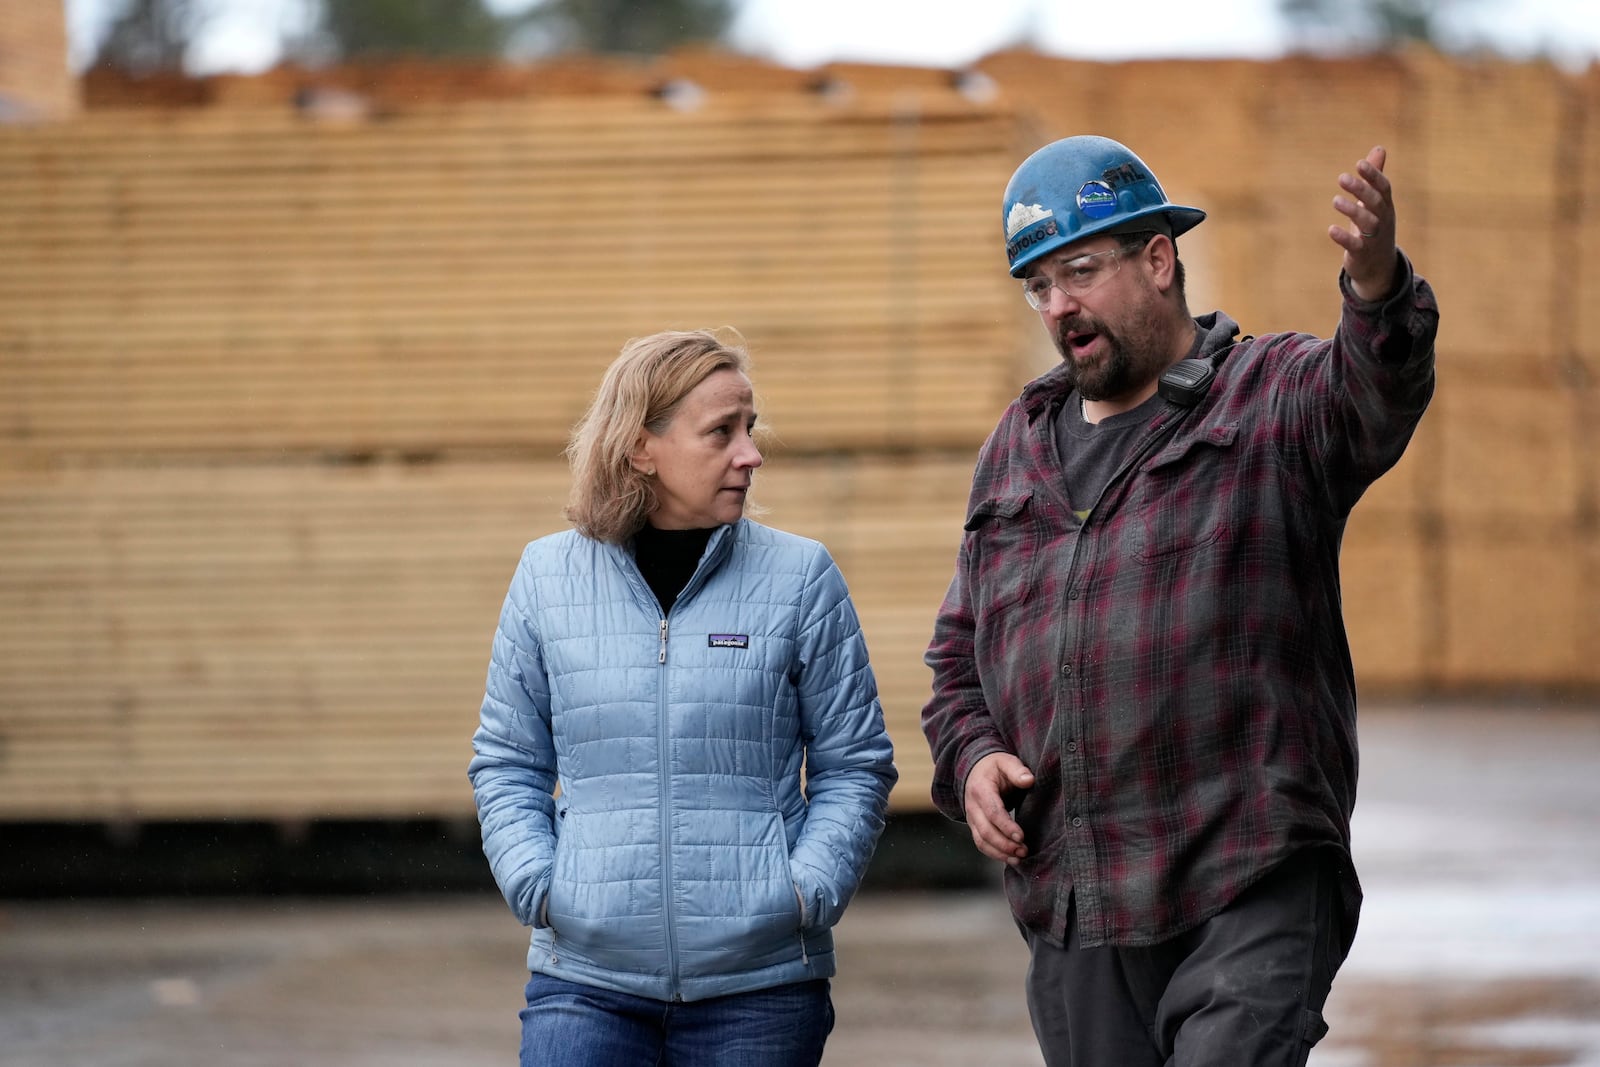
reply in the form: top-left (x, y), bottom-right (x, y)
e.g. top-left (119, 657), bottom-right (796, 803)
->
top-left (656, 610), bottom-right (681, 999)
top-left (612, 527), bottom-right (733, 1002)
top-left (650, 536), bottom-right (725, 999)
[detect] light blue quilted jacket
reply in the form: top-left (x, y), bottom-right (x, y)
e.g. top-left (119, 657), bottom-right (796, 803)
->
top-left (469, 518), bottom-right (897, 1002)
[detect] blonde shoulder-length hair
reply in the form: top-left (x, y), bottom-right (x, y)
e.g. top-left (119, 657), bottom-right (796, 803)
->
top-left (564, 328), bottom-right (753, 544)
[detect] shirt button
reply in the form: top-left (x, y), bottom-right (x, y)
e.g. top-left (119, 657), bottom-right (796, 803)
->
top-left (1068, 588), bottom-right (1081, 600)
top-left (1066, 740), bottom-right (1078, 753)
top-left (1060, 663), bottom-right (1073, 677)
top-left (1071, 816), bottom-right (1083, 828)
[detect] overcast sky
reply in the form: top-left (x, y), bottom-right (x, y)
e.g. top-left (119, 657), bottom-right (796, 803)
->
top-left (64, 0), bottom-right (1600, 74)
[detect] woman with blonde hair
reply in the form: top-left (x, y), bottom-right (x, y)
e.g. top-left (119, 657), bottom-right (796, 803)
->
top-left (469, 328), bottom-right (897, 1067)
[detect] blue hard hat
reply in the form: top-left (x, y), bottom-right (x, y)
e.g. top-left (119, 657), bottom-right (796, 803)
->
top-left (1002, 135), bottom-right (1206, 277)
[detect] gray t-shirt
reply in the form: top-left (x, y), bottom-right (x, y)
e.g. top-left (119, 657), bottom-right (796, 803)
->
top-left (1054, 390), bottom-right (1166, 523)
top-left (1055, 325), bottom-right (1207, 523)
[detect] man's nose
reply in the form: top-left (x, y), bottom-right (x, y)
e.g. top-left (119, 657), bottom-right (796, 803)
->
top-left (1045, 282), bottom-right (1080, 317)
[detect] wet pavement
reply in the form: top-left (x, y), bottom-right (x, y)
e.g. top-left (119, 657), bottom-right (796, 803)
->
top-left (2, 702), bottom-right (1597, 1066)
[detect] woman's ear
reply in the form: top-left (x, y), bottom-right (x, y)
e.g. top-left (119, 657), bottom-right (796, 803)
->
top-left (629, 434), bottom-right (656, 478)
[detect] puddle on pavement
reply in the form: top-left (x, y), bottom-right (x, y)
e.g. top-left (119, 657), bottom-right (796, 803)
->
top-left (1327, 977), bottom-right (1600, 1066)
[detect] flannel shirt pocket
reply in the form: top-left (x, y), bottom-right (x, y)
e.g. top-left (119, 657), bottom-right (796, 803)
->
top-left (964, 492), bottom-right (1040, 618)
top-left (1135, 424), bottom-right (1238, 562)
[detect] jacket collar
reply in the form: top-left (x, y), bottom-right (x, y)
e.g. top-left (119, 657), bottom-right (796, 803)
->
top-left (605, 519), bottom-right (743, 611)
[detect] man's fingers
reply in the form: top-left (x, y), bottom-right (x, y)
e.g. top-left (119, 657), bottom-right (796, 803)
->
top-left (964, 753), bottom-right (1033, 865)
top-left (973, 790), bottom-right (1021, 842)
top-left (1331, 145), bottom-right (1396, 252)
top-left (1331, 145), bottom-right (1400, 301)
top-left (988, 752), bottom-right (1036, 793)
top-left (1359, 158), bottom-right (1392, 198)
top-left (1337, 175), bottom-right (1387, 219)
top-left (1332, 193), bottom-right (1377, 231)
top-left (1328, 223), bottom-right (1361, 251)
top-left (969, 809), bottom-right (1027, 865)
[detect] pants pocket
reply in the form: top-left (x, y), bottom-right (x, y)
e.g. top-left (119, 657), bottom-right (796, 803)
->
top-left (1296, 1007), bottom-right (1330, 1066)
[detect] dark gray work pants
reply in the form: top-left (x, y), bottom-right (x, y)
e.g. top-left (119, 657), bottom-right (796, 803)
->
top-left (1023, 849), bottom-right (1348, 1067)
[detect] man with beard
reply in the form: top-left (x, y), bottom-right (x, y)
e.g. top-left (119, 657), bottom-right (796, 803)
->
top-left (920, 135), bottom-right (1437, 1067)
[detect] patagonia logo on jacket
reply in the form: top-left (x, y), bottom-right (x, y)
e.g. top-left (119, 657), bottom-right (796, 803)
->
top-left (707, 633), bottom-right (749, 649)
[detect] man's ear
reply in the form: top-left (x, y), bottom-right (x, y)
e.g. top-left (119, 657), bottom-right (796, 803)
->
top-left (1145, 233), bottom-right (1178, 292)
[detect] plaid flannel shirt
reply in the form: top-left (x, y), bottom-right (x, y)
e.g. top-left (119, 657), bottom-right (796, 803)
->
top-left (922, 255), bottom-right (1438, 948)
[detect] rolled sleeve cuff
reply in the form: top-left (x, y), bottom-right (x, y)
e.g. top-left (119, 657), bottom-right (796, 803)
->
top-left (1338, 249), bottom-right (1437, 367)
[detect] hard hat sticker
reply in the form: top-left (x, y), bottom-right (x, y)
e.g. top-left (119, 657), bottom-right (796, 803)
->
top-left (1076, 181), bottom-right (1117, 219)
top-left (1100, 162), bottom-right (1147, 187)
top-left (1006, 202), bottom-right (1055, 238)
top-left (1006, 219), bottom-right (1059, 264)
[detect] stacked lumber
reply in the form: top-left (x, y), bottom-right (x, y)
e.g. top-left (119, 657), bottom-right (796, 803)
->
top-left (81, 50), bottom-right (996, 113)
top-left (0, 455), bottom-right (972, 819)
top-left (0, 87), bottom-right (1024, 820)
top-left (0, 95), bottom-right (1025, 462)
top-left (7, 48), bottom-right (1599, 829)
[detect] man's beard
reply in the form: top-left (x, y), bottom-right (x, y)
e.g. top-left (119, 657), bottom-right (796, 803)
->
top-left (1052, 309), bottom-right (1167, 402)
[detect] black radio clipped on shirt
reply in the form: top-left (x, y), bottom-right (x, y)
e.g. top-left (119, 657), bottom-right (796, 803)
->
top-left (1157, 359), bottom-right (1217, 406)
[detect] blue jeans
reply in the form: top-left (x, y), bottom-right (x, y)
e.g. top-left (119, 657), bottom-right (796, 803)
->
top-left (519, 972), bottom-right (833, 1067)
